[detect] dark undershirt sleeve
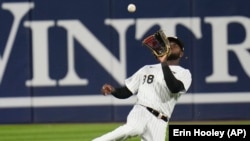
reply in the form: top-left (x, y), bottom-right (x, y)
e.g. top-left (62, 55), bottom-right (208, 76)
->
top-left (111, 86), bottom-right (133, 99)
top-left (161, 63), bottom-right (185, 93)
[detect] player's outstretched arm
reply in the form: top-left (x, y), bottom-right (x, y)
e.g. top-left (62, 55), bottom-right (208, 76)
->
top-left (112, 86), bottom-right (133, 99)
top-left (100, 84), bottom-right (133, 99)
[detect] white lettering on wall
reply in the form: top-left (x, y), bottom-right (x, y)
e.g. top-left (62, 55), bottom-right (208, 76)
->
top-left (24, 21), bottom-right (57, 86)
top-left (205, 16), bottom-right (250, 82)
top-left (0, 2), bottom-right (34, 84)
top-left (0, 2), bottom-right (250, 88)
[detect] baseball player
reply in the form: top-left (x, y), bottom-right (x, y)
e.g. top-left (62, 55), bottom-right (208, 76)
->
top-left (92, 30), bottom-right (192, 141)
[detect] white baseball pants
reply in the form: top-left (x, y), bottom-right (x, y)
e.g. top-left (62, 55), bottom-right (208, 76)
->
top-left (92, 104), bottom-right (168, 141)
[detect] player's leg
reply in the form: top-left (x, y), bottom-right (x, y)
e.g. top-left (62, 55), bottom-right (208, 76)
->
top-left (92, 124), bottom-right (135, 141)
top-left (92, 105), bottom-right (148, 141)
top-left (141, 114), bottom-right (168, 141)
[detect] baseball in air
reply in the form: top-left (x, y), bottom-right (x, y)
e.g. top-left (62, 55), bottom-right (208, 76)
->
top-left (127, 3), bottom-right (136, 13)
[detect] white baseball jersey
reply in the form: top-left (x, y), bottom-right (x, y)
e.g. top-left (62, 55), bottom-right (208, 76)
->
top-left (92, 63), bottom-right (192, 141)
top-left (125, 63), bottom-right (192, 118)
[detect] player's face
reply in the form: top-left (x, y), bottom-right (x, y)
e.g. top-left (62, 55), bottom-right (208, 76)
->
top-left (167, 42), bottom-right (184, 60)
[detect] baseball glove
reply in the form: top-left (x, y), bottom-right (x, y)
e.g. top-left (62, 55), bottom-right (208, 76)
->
top-left (142, 29), bottom-right (171, 57)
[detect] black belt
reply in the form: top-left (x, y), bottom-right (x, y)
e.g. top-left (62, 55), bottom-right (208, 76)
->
top-left (146, 107), bottom-right (168, 122)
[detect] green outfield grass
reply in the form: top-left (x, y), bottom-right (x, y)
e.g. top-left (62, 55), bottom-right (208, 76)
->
top-left (0, 120), bottom-right (249, 141)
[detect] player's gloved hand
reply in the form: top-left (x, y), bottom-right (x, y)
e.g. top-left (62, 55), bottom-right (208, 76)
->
top-left (142, 29), bottom-right (171, 57)
top-left (101, 84), bottom-right (114, 96)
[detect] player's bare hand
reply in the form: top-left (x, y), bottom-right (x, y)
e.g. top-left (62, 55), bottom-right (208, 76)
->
top-left (101, 84), bottom-right (114, 96)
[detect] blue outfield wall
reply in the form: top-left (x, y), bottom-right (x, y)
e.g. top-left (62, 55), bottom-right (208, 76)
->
top-left (0, 0), bottom-right (250, 123)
